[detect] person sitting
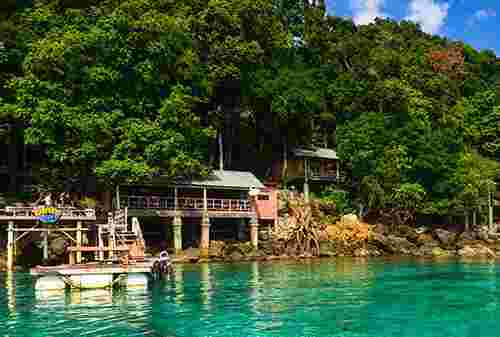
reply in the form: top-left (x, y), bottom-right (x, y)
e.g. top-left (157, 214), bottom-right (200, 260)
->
top-left (159, 250), bottom-right (172, 272)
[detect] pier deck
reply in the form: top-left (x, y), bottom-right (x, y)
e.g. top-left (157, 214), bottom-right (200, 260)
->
top-left (30, 262), bottom-right (154, 276)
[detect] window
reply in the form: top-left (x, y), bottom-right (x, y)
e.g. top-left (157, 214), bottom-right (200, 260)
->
top-left (258, 195), bottom-right (270, 200)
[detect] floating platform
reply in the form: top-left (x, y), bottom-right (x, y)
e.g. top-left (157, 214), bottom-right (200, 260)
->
top-left (30, 262), bottom-right (154, 290)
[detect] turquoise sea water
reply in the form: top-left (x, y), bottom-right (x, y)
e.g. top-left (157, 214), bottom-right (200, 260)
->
top-left (1, 258), bottom-right (500, 337)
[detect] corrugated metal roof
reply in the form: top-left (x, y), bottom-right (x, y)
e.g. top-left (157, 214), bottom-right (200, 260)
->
top-left (134, 170), bottom-right (265, 190)
top-left (293, 147), bottom-right (338, 159)
top-left (185, 170), bottom-right (265, 189)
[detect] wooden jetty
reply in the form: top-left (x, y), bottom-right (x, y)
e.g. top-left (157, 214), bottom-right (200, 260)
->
top-left (1, 203), bottom-right (156, 290)
top-left (0, 206), bottom-right (97, 270)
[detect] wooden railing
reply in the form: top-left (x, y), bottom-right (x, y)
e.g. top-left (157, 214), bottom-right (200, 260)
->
top-left (122, 196), bottom-right (251, 212)
top-left (1, 206), bottom-right (96, 218)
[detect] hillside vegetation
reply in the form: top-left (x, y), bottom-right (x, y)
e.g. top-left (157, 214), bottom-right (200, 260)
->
top-left (0, 0), bottom-right (498, 221)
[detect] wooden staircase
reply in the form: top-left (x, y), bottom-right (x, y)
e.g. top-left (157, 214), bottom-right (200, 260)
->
top-left (97, 208), bottom-right (146, 262)
top-left (66, 208), bottom-right (146, 264)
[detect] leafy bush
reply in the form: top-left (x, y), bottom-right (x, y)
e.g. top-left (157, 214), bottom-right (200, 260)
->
top-left (317, 187), bottom-right (353, 215)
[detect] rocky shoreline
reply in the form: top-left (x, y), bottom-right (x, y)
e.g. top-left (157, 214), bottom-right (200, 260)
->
top-left (170, 224), bottom-right (500, 264)
top-left (3, 224), bottom-right (500, 271)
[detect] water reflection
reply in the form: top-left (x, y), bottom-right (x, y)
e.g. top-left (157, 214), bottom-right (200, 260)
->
top-left (200, 262), bottom-right (212, 306)
top-left (68, 289), bottom-right (113, 305)
top-left (5, 271), bottom-right (15, 315)
top-left (173, 263), bottom-right (184, 304)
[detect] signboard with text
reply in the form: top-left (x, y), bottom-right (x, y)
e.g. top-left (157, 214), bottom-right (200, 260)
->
top-left (32, 207), bottom-right (60, 224)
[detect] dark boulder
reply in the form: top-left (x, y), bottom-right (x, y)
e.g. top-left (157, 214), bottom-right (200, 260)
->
top-left (369, 233), bottom-right (418, 255)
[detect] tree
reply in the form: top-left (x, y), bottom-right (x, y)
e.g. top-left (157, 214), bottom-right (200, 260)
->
top-left (4, 1), bottom-right (215, 190)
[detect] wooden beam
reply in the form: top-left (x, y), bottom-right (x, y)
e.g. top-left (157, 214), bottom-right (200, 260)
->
top-left (57, 230), bottom-right (76, 243)
top-left (0, 216), bottom-right (96, 221)
top-left (13, 228), bottom-right (89, 232)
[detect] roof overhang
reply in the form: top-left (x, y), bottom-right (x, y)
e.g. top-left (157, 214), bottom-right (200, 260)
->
top-left (292, 147), bottom-right (338, 160)
top-left (124, 170), bottom-right (265, 190)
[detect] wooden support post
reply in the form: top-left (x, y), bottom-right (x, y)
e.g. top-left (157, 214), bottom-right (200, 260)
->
top-left (249, 216), bottom-right (258, 250)
top-left (248, 191), bottom-right (259, 249)
top-left (303, 158), bottom-right (310, 202)
top-left (109, 225), bottom-right (115, 260)
top-left (465, 212), bottom-right (470, 232)
top-left (76, 221), bottom-right (82, 264)
top-left (98, 225), bottom-right (104, 261)
top-left (173, 215), bottom-right (182, 254)
top-left (7, 221), bottom-right (14, 271)
top-left (69, 252), bottom-right (75, 265)
top-left (473, 210), bottom-right (477, 228)
top-left (42, 228), bottom-right (48, 261)
top-left (203, 187), bottom-right (207, 211)
top-left (200, 215), bottom-right (210, 258)
top-left (200, 187), bottom-right (210, 257)
top-left (171, 187), bottom-right (182, 253)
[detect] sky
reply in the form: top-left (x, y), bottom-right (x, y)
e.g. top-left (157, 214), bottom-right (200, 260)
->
top-left (326, 0), bottom-right (500, 55)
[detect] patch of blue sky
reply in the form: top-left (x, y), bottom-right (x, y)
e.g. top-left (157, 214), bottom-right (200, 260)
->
top-left (325, 0), bottom-right (499, 55)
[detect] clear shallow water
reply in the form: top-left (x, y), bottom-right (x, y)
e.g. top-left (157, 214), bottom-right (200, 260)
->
top-left (1, 258), bottom-right (500, 337)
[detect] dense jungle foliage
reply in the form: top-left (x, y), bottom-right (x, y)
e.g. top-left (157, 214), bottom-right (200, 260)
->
top-left (0, 0), bottom-right (498, 219)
